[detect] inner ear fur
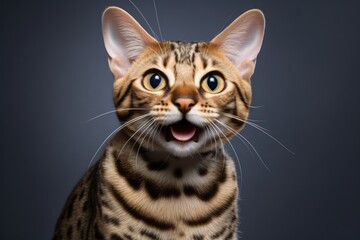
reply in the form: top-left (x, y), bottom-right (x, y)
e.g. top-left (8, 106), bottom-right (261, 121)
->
top-left (211, 9), bottom-right (265, 80)
top-left (102, 7), bottom-right (157, 79)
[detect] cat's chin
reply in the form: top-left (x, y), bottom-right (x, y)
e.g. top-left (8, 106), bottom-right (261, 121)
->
top-left (157, 136), bottom-right (207, 158)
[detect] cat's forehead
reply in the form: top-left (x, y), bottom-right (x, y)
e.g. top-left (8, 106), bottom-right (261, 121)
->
top-left (163, 41), bottom-right (203, 64)
top-left (136, 40), bottom-right (227, 87)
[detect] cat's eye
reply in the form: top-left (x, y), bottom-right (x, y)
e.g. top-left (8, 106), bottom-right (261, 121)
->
top-left (143, 72), bottom-right (167, 91)
top-left (201, 74), bottom-right (225, 94)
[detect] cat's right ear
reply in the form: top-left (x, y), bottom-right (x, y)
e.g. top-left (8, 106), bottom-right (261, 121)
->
top-left (102, 7), bottom-right (157, 79)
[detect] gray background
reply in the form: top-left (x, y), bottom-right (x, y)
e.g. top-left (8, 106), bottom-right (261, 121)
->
top-left (1, 0), bottom-right (360, 239)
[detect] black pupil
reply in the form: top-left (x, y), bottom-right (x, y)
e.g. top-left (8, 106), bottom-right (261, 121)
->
top-left (150, 74), bottom-right (162, 89)
top-left (207, 75), bottom-right (218, 91)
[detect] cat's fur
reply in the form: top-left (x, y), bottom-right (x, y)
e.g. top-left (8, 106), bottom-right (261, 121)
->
top-left (53, 7), bottom-right (265, 240)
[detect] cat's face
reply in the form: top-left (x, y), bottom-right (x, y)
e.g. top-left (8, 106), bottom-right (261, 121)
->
top-left (102, 7), bottom-right (265, 157)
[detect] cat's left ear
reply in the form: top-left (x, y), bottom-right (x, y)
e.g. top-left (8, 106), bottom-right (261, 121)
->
top-left (211, 9), bottom-right (265, 80)
top-left (102, 7), bottom-right (157, 79)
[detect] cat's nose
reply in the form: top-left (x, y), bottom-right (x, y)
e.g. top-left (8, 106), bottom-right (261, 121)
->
top-left (174, 98), bottom-right (195, 113)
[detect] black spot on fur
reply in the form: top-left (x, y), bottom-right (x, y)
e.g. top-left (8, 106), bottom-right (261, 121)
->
top-left (101, 200), bottom-right (113, 210)
top-left (66, 225), bottom-right (72, 239)
top-left (184, 190), bottom-right (236, 226)
top-left (104, 214), bottom-right (120, 226)
top-left (218, 165), bottom-right (227, 183)
top-left (82, 200), bottom-right (88, 212)
top-left (198, 167), bottom-right (208, 176)
top-left (170, 43), bottom-right (176, 51)
top-left (173, 168), bottom-right (183, 179)
top-left (140, 229), bottom-right (161, 240)
top-left (174, 51), bottom-right (179, 62)
top-left (124, 233), bottom-right (134, 240)
top-left (145, 179), bottom-right (181, 199)
top-left (183, 184), bottom-right (218, 201)
top-left (113, 150), bottom-right (143, 190)
top-left (146, 160), bottom-right (168, 171)
top-left (107, 183), bottom-right (175, 230)
top-left (79, 188), bottom-right (85, 200)
top-left (163, 55), bottom-right (169, 68)
top-left (76, 218), bottom-right (82, 231)
top-left (111, 233), bottom-right (124, 240)
top-left (193, 234), bottom-right (204, 240)
top-left (94, 222), bottom-right (104, 239)
top-left (194, 44), bottom-right (200, 53)
top-left (224, 231), bottom-right (234, 240)
top-left (202, 56), bottom-right (208, 69)
top-left (234, 83), bottom-right (248, 108)
top-left (211, 226), bottom-right (226, 239)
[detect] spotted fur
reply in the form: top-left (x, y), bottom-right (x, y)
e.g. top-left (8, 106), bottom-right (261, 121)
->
top-left (54, 7), bottom-right (265, 240)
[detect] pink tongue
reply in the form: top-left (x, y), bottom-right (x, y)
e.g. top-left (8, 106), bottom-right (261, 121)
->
top-left (170, 122), bottom-right (196, 142)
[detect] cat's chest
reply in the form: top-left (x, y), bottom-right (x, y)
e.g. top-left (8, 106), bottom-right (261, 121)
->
top-left (98, 145), bottom-right (238, 239)
top-left (98, 207), bottom-right (237, 240)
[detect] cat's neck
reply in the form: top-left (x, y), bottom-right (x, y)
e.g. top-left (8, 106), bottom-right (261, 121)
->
top-left (104, 131), bottom-right (227, 186)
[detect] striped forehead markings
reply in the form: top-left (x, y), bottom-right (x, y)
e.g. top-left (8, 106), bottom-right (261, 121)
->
top-left (157, 41), bottom-right (221, 88)
top-left (166, 41), bottom-right (201, 65)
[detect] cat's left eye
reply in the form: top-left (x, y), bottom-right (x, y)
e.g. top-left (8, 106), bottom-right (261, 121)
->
top-left (201, 74), bottom-right (225, 94)
top-left (143, 72), bottom-right (167, 91)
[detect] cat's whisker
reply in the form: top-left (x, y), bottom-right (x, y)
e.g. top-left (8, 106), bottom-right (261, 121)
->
top-left (248, 104), bottom-right (265, 109)
top-left (142, 122), bottom-right (167, 168)
top-left (133, 119), bottom-right (157, 168)
top-left (205, 124), bottom-right (223, 168)
top-left (152, 0), bottom-right (163, 41)
top-left (208, 121), bottom-right (243, 184)
top-left (149, 122), bottom-right (161, 151)
top-left (204, 125), bottom-right (216, 149)
top-left (127, 0), bottom-right (159, 40)
top-left (204, 125), bottom-right (222, 164)
top-left (217, 111), bottom-right (267, 126)
top-left (241, 120), bottom-right (269, 132)
top-left (222, 113), bottom-right (295, 155)
top-left (214, 118), bottom-right (270, 172)
top-left (84, 108), bottom-right (149, 123)
top-left (144, 121), bottom-right (156, 149)
top-left (214, 118), bottom-right (256, 161)
top-left (207, 123), bottom-right (227, 171)
top-left (212, 122), bottom-right (243, 180)
top-left (223, 112), bottom-right (270, 133)
top-left (88, 125), bottom-right (122, 168)
top-left (116, 117), bottom-right (154, 162)
top-left (88, 113), bottom-right (151, 168)
top-left (144, 123), bottom-right (156, 151)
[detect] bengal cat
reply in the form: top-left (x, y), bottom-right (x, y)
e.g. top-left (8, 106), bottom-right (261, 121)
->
top-left (53, 6), bottom-right (265, 240)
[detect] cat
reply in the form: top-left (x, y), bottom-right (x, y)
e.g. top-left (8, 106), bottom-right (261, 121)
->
top-left (53, 6), bottom-right (265, 240)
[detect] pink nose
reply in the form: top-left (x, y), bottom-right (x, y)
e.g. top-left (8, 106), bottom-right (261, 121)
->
top-left (174, 98), bottom-right (195, 113)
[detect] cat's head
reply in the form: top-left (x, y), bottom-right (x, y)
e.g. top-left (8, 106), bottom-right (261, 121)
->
top-left (102, 7), bottom-right (265, 158)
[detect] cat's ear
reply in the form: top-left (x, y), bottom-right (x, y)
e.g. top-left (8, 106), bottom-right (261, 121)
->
top-left (211, 9), bottom-right (265, 80)
top-left (102, 7), bottom-right (157, 78)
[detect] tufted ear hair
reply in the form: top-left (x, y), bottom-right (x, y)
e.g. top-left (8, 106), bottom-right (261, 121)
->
top-left (102, 7), bottom-right (157, 79)
top-left (211, 9), bottom-right (265, 80)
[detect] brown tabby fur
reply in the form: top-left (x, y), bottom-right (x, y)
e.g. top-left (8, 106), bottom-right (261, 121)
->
top-left (53, 6), bottom-right (265, 240)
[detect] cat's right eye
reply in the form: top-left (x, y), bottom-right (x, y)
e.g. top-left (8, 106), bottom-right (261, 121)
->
top-left (142, 72), bottom-right (167, 91)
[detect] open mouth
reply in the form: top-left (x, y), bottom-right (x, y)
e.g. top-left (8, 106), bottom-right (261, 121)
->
top-left (163, 120), bottom-right (201, 143)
